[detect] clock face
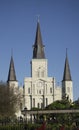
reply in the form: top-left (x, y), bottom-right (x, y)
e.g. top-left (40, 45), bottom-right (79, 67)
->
top-left (36, 66), bottom-right (45, 78)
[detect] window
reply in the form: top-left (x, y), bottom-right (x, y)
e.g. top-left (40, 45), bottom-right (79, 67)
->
top-left (33, 98), bottom-right (35, 107)
top-left (46, 98), bottom-right (48, 106)
top-left (41, 103), bottom-right (43, 109)
top-left (39, 90), bottom-right (41, 94)
top-left (38, 103), bottom-right (40, 108)
top-left (28, 88), bottom-right (30, 94)
top-left (50, 88), bottom-right (52, 93)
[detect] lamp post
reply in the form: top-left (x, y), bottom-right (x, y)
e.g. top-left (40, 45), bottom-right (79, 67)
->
top-left (21, 107), bottom-right (27, 124)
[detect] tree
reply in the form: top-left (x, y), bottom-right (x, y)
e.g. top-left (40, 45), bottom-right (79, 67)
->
top-left (0, 82), bottom-right (21, 119)
top-left (45, 99), bottom-right (72, 110)
top-left (45, 99), bottom-right (75, 125)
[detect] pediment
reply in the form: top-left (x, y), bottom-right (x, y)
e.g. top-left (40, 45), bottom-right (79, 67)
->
top-left (33, 78), bottom-right (47, 83)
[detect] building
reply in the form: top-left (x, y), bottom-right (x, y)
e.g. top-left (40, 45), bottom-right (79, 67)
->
top-left (7, 21), bottom-right (73, 115)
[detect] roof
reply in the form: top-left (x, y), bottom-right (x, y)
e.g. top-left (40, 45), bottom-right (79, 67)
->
top-left (7, 56), bottom-right (17, 82)
top-left (33, 21), bottom-right (45, 59)
top-left (62, 52), bottom-right (72, 81)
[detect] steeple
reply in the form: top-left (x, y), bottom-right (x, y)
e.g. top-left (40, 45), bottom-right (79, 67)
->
top-left (7, 55), bottom-right (17, 82)
top-left (62, 50), bottom-right (72, 81)
top-left (33, 21), bottom-right (45, 59)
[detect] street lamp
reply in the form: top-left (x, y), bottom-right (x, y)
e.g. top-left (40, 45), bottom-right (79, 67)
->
top-left (21, 107), bottom-right (27, 123)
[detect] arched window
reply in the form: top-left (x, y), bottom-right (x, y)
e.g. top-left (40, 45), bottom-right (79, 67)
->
top-left (37, 103), bottom-right (40, 108)
top-left (28, 88), bottom-right (30, 94)
top-left (46, 98), bottom-right (48, 106)
top-left (50, 88), bottom-right (52, 93)
top-left (33, 98), bottom-right (35, 107)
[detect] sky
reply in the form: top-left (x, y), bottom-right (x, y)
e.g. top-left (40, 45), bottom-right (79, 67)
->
top-left (0, 0), bottom-right (79, 101)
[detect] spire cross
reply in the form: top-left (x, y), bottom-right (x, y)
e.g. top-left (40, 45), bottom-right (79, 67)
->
top-left (11, 48), bottom-right (13, 57)
top-left (36, 15), bottom-right (40, 22)
top-left (66, 48), bottom-right (68, 56)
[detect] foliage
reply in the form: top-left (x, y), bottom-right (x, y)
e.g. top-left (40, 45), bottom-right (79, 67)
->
top-left (45, 99), bottom-right (79, 127)
top-left (45, 99), bottom-right (72, 110)
top-left (0, 81), bottom-right (21, 119)
top-left (0, 124), bottom-right (24, 130)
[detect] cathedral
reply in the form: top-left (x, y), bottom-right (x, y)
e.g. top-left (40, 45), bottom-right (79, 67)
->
top-left (7, 21), bottom-right (73, 116)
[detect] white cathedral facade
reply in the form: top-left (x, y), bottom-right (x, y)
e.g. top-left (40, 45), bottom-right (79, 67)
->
top-left (7, 21), bottom-right (73, 116)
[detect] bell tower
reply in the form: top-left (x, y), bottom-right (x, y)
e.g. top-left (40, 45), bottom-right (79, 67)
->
top-left (62, 50), bottom-right (73, 101)
top-left (7, 55), bottom-right (18, 89)
top-left (31, 21), bottom-right (47, 78)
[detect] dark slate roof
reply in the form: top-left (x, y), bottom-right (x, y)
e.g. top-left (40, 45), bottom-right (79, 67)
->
top-left (33, 21), bottom-right (45, 59)
top-left (7, 56), bottom-right (17, 82)
top-left (62, 52), bottom-right (72, 81)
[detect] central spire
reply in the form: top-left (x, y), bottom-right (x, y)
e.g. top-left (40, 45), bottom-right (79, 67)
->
top-left (33, 21), bottom-right (45, 59)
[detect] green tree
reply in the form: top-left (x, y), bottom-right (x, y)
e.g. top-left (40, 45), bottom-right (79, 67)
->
top-left (0, 82), bottom-right (21, 119)
top-left (45, 99), bottom-right (78, 126)
top-left (45, 99), bottom-right (72, 110)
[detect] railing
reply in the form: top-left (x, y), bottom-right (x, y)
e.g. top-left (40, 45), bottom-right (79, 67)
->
top-left (22, 109), bottom-right (79, 115)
